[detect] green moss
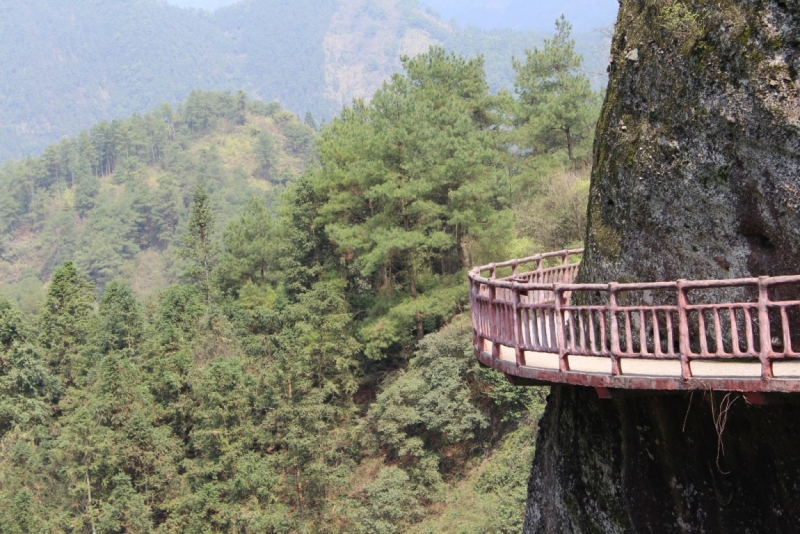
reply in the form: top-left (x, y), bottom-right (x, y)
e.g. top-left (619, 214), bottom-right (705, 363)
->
top-left (659, 3), bottom-right (703, 53)
top-left (589, 209), bottom-right (622, 261)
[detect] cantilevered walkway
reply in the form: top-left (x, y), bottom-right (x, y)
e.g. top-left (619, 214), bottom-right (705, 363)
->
top-left (469, 250), bottom-right (800, 402)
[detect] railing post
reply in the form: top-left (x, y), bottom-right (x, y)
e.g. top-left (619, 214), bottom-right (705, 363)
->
top-left (512, 282), bottom-right (525, 367)
top-left (554, 284), bottom-right (569, 372)
top-left (608, 283), bottom-right (622, 376)
top-left (758, 276), bottom-right (774, 379)
top-left (470, 280), bottom-right (480, 349)
top-left (676, 280), bottom-right (692, 380)
top-left (489, 283), bottom-right (499, 361)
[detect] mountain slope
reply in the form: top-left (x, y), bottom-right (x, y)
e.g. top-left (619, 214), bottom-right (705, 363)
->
top-left (213, 0), bottom-right (341, 118)
top-left (0, 0), bottom-right (233, 159)
top-left (0, 92), bottom-right (316, 309)
top-left (0, 0), bottom-right (610, 162)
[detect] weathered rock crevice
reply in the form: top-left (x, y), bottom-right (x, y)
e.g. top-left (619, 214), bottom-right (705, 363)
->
top-left (525, 0), bottom-right (800, 531)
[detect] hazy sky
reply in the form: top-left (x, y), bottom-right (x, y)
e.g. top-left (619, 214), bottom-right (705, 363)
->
top-left (422, 0), bottom-right (617, 32)
top-left (165, 0), bottom-right (619, 32)
top-left (167, 0), bottom-right (234, 10)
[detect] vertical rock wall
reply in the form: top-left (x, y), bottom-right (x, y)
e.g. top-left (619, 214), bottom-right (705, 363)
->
top-left (525, 0), bottom-right (800, 531)
top-left (583, 0), bottom-right (800, 286)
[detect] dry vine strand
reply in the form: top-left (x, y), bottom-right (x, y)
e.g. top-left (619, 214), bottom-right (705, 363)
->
top-left (709, 391), bottom-right (738, 474)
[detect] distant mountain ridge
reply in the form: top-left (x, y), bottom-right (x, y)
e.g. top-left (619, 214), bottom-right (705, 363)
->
top-left (0, 0), bottom-right (611, 161)
top-left (168, 0), bottom-right (619, 32)
top-left (422, 0), bottom-right (618, 32)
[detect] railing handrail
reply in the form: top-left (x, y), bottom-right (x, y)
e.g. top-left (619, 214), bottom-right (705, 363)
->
top-left (469, 248), bottom-right (584, 281)
top-left (469, 249), bottom-right (800, 392)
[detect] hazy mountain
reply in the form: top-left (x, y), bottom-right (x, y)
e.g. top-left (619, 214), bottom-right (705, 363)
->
top-left (423, 0), bottom-right (618, 32)
top-left (0, 0), bottom-right (611, 161)
top-left (167, 0), bottom-right (620, 32)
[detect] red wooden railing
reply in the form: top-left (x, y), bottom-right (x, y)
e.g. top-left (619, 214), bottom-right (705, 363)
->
top-left (469, 249), bottom-right (800, 395)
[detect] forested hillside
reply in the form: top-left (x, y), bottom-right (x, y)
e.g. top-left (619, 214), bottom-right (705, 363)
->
top-left (0, 0), bottom-right (610, 161)
top-left (0, 22), bottom-right (599, 532)
top-left (0, 91), bottom-right (316, 311)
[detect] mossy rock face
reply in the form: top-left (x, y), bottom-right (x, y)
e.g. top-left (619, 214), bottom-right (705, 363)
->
top-left (525, 1), bottom-right (800, 532)
top-left (579, 0), bottom-right (800, 287)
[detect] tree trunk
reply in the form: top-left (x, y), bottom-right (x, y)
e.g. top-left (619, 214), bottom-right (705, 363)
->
top-left (85, 467), bottom-right (96, 534)
top-left (525, 0), bottom-right (800, 532)
top-left (410, 269), bottom-right (424, 340)
top-left (564, 125), bottom-right (573, 162)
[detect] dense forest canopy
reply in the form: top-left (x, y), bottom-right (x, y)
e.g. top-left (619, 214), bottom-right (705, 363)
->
top-left (0, 0), bottom-right (610, 161)
top-left (0, 20), bottom-right (600, 533)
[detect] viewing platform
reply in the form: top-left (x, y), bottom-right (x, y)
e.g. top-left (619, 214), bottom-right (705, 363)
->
top-left (468, 250), bottom-right (800, 402)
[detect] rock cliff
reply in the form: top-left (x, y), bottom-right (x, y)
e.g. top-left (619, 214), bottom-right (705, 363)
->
top-left (525, 0), bottom-right (800, 531)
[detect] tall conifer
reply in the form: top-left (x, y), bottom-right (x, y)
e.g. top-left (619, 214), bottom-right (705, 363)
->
top-left (180, 185), bottom-right (218, 306)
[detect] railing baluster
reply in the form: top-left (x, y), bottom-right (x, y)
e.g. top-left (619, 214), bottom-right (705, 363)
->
top-left (781, 305), bottom-right (791, 356)
top-left (730, 307), bottom-right (741, 356)
top-left (758, 277), bottom-right (773, 379)
top-left (793, 304), bottom-right (800, 355)
top-left (579, 309), bottom-right (587, 353)
top-left (745, 307), bottom-right (755, 355)
top-left (512, 284), bottom-right (524, 367)
top-left (527, 308), bottom-right (535, 348)
top-left (666, 310), bottom-right (674, 356)
top-left (600, 308), bottom-right (608, 354)
top-left (565, 309), bottom-right (572, 351)
top-left (608, 284), bottom-right (622, 375)
top-left (639, 309), bottom-right (648, 355)
top-left (554, 285), bottom-right (569, 372)
top-left (625, 310), bottom-right (634, 356)
top-left (698, 309), bottom-right (708, 356)
top-left (677, 280), bottom-right (692, 379)
top-left (653, 310), bottom-right (662, 356)
top-left (713, 308), bottom-right (724, 355)
top-left (588, 309), bottom-right (597, 354)
top-left (489, 284), bottom-right (499, 361)
top-left (542, 309), bottom-right (550, 349)
top-left (538, 309), bottom-right (546, 349)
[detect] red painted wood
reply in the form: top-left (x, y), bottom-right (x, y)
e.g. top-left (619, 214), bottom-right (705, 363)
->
top-left (469, 249), bottom-right (800, 394)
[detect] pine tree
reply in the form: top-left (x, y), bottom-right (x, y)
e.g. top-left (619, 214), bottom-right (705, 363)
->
top-left (38, 261), bottom-right (95, 385)
top-left (313, 47), bottom-right (512, 356)
top-left (180, 185), bottom-right (218, 306)
top-left (255, 132), bottom-right (279, 180)
top-left (217, 196), bottom-right (280, 298)
top-left (0, 299), bottom-right (27, 350)
top-left (96, 281), bottom-right (143, 353)
top-left (513, 16), bottom-right (599, 163)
